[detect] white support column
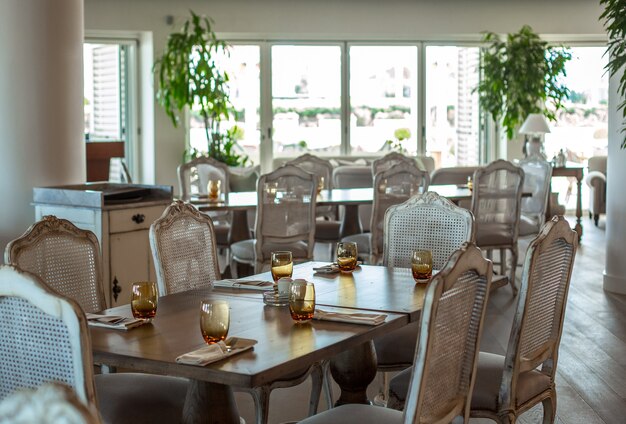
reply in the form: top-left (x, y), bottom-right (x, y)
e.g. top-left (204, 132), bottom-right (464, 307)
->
top-left (0, 0), bottom-right (85, 257)
top-left (604, 68), bottom-right (626, 294)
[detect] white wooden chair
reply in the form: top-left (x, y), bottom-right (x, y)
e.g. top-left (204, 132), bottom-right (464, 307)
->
top-left (472, 160), bottom-right (525, 294)
top-left (371, 152), bottom-right (418, 175)
top-left (469, 216), bottom-right (578, 423)
top-left (230, 164), bottom-right (317, 275)
top-left (0, 265), bottom-right (98, 412)
top-left (342, 161), bottom-right (430, 264)
top-left (287, 153), bottom-right (341, 251)
top-left (374, 191), bottom-right (475, 404)
top-left (299, 243), bottom-right (492, 424)
top-left (518, 156), bottom-right (552, 237)
top-left (5, 216), bottom-right (106, 314)
top-left (178, 156), bottom-right (232, 255)
top-left (150, 200), bottom-right (221, 295)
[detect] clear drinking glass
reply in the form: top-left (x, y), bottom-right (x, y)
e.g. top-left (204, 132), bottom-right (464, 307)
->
top-left (200, 300), bottom-right (230, 345)
top-left (289, 281), bottom-right (315, 323)
top-left (271, 251), bottom-right (293, 283)
top-left (207, 179), bottom-right (221, 201)
top-left (131, 281), bottom-right (158, 320)
top-left (336, 242), bottom-right (358, 272)
top-left (412, 250), bottom-right (433, 281)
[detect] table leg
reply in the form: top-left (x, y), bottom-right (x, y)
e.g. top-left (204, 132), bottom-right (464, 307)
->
top-left (575, 177), bottom-right (583, 241)
top-left (183, 380), bottom-right (240, 424)
top-left (339, 205), bottom-right (363, 238)
top-left (329, 340), bottom-right (378, 406)
top-left (228, 210), bottom-right (251, 244)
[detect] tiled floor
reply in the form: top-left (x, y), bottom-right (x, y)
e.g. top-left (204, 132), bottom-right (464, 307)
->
top-left (231, 216), bottom-right (626, 424)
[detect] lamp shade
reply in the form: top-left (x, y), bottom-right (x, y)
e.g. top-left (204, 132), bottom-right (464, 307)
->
top-left (519, 113), bottom-right (551, 135)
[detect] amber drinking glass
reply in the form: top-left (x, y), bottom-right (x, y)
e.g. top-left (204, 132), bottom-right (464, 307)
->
top-left (289, 281), bottom-right (315, 323)
top-left (412, 250), bottom-right (433, 281)
top-left (131, 281), bottom-right (158, 320)
top-left (200, 300), bottom-right (230, 345)
top-left (317, 176), bottom-right (325, 195)
top-left (336, 242), bottom-right (358, 272)
top-left (271, 251), bottom-right (293, 283)
top-left (207, 179), bottom-right (221, 201)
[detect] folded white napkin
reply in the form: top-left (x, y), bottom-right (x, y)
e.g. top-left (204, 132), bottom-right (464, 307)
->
top-left (314, 309), bottom-right (387, 326)
top-left (212, 279), bottom-right (274, 291)
top-left (86, 313), bottom-right (148, 331)
top-left (176, 337), bottom-right (257, 366)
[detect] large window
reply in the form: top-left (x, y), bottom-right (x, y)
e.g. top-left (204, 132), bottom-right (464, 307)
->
top-left (271, 45), bottom-right (342, 157)
top-left (425, 46), bottom-right (481, 168)
top-left (189, 45), bottom-right (261, 165)
top-left (350, 46), bottom-right (418, 155)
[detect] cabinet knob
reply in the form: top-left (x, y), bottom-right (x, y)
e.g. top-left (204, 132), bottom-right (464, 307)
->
top-left (131, 214), bottom-right (145, 224)
top-left (112, 277), bottom-right (122, 301)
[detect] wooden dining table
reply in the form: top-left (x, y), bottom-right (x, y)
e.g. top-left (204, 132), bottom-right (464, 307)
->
top-left (90, 284), bottom-right (409, 423)
top-left (191, 185), bottom-right (477, 243)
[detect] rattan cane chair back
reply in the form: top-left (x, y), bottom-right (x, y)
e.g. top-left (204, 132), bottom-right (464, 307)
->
top-left (471, 160), bottom-right (524, 293)
top-left (150, 201), bottom-right (221, 295)
top-left (178, 156), bottom-right (230, 201)
top-left (372, 152), bottom-right (417, 175)
top-left (255, 165), bottom-right (317, 263)
top-left (518, 156), bottom-right (552, 229)
top-left (403, 243), bottom-right (492, 424)
top-left (5, 216), bottom-right (105, 314)
top-left (469, 216), bottom-right (578, 423)
top-left (370, 162), bottom-right (430, 261)
top-left (0, 265), bottom-right (97, 409)
top-left (287, 153), bottom-right (335, 219)
top-left (383, 192), bottom-right (474, 270)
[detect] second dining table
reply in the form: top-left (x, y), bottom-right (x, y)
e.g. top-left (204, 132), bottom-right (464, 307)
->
top-left (192, 185), bottom-right (477, 243)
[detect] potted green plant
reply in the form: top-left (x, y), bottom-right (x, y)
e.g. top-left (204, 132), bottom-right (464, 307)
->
top-left (154, 11), bottom-right (248, 165)
top-left (600, 0), bottom-right (626, 148)
top-left (476, 25), bottom-right (571, 142)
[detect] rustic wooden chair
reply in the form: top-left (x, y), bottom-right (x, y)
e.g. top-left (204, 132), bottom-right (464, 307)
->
top-left (0, 264), bottom-right (190, 424)
top-left (371, 152), bottom-right (418, 175)
top-left (178, 156), bottom-right (232, 256)
top-left (5, 216), bottom-right (106, 314)
top-left (374, 191), bottom-right (475, 404)
top-left (150, 200), bottom-right (221, 295)
top-left (287, 153), bottom-right (341, 254)
top-left (230, 164), bottom-right (317, 275)
top-left (472, 159), bottom-right (524, 294)
top-left (469, 216), bottom-right (578, 423)
top-left (342, 161), bottom-right (430, 264)
top-left (298, 243), bottom-right (492, 424)
top-left (518, 156), bottom-right (552, 237)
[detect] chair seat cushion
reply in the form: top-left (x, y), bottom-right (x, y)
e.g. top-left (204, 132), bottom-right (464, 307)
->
top-left (475, 224), bottom-right (514, 247)
top-left (341, 233), bottom-right (371, 255)
top-left (518, 215), bottom-right (540, 237)
top-left (298, 404), bottom-right (402, 424)
top-left (230, 239), bottom-right (310, 261)
top-left (315, 219), bottom-right (341, 241)
top-left (471, 352), bottom-right (551, 411)
top-left (374, 321), bottom-right (419, 368)
top-left (95, 373), bottom-right (188, 424)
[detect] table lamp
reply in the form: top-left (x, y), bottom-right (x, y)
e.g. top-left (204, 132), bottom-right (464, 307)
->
top-left (519, 113), bottom-right (551, 159)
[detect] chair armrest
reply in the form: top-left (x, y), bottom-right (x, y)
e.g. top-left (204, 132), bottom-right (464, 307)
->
top-left (585, 171), bottom-right (606, 188)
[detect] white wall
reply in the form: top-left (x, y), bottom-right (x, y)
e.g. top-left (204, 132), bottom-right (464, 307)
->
top-left (84, 0), bottom-right (606, 190)
top-left (0, 0), bottom-right (85, 257)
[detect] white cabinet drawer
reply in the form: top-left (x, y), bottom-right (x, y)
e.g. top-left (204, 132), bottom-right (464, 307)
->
top-left (108, 205), bottom-right (166, 234)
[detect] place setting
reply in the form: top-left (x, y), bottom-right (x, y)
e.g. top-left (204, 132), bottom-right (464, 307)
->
top-left (176, 300), bottom-right (257, 366)
top-left (87, 281), bottom-right (158, 330)
top-left (313, 242), bottom-right (362, 275)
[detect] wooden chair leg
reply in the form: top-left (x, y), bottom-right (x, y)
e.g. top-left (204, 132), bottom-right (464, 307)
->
top-left (542, 389), bottom-right (557, 424)
top-left (509, 247), bottom-right (518, 296)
